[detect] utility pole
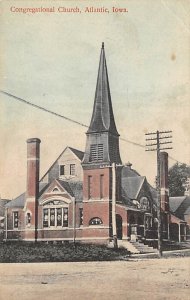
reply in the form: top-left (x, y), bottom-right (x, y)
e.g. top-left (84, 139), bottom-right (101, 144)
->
top-left (112, 163), bottom-right (118, 249)
top-left (145, 130), bottom-right (172, 258)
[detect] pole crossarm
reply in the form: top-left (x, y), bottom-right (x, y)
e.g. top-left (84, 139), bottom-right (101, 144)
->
top-left (145, 148), bottom-right (157, 152)
top-left (158, 135), bottom-right (172, 139)
top-left (146, 143), bottom-right (158, 147)
top-left (145, 132), bottom-right (157, 135)
top-left (160, 147), bottom-right (173, 151)
top-left (159, 130), bottom-right (172, 134)
top-left (159, 141), bottom-right (172, 145)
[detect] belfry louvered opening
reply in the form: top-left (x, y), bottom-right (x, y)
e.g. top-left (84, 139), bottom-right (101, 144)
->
top-left (90, 144), bottom-right (103, 161)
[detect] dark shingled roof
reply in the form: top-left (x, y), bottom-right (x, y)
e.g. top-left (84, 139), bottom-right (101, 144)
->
top-left (56, 179), bottom-right (76, 197)
top-left (87, 43), bottom-right (119, 135)
top-left (184, 206), bottom-right (190, 215)
top-left (122, 176), bottom-right (145, 200)
top-left (0, 199), bottom-right (11, 215)
top-left (178, 196), bottom-right (190, 216)
top-left (122, 166), bottom-right (140, 178)
top-left (169, 196), bottom-right (186, 213)
top-left (68, 147), bottom-right (84, 161)
top-left (6, 193), bottom-right (25, 208)
top-left (6, 182), bottom-right (49, 208)
top-left (169, 196), bottom-right (190, 220)
top-left (44, 179), bottom-right (83, 203)
top-left (67, 181), bottom-right (83, 202)
top-left (6, 179), bottom-right (83, 209)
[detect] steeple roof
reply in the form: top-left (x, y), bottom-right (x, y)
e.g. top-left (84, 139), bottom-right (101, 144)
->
top-left (87, 43), bottom-right (119, 135)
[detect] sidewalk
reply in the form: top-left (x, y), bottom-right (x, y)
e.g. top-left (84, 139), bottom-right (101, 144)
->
top-left (129, 248), bottom-right (190, 259)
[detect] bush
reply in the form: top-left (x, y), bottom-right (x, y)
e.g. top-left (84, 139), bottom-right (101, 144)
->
top-left (0, 241), bottom-right (130, 263)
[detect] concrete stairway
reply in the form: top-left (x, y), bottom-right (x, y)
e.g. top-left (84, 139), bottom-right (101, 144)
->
top-left (108, 239), bottom-right (157, 254)
top-left (129, 240), bottom-right (158, 254)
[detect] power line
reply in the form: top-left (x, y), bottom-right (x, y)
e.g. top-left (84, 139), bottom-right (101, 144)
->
top-left (1, 90), bottom-right (88, 129)
top-left (0, 90), bottom-right (188, 166)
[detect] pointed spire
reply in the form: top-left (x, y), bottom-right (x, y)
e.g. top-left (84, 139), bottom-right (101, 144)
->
top-left (87, 43), bottom-right (119, 136)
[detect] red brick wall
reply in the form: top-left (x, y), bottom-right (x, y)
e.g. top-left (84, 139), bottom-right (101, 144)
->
top-left (26, 139), bottom-right (40, 199)
top-left (83, 167), bottom-right (111, 200)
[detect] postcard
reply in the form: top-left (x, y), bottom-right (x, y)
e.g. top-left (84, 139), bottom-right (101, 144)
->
top-left (0, 1), bottom-right (190, 299)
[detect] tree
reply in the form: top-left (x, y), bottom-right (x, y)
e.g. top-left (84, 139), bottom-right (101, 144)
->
top-left (168, 163), bottom-right (190, 196)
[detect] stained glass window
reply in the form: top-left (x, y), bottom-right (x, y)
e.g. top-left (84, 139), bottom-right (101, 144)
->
top-left (13, 211), bottom-right (18, 228)
top-left (89, 217), bottom-right (103, 225)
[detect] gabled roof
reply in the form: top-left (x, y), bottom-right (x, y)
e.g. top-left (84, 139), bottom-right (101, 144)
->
top-left (67, 181), bottom-right (83, 203)
top-left (169, 196), bottom-right (186, 213)
top-left (6, 182), bottom-right (49, 208)
top-left (184, 206), bottom-right (190, 215)
top-left (122, 165), bottom-right (141, 178)
top-left (56, 179), bottom-right (76, 197)
top-left (169, 196), bottom-right (190, 219)
top-left (6, 193), bottom-right (25, 208)
top-left (55, 180), bottom-right (83, 202)
top-left (68, 147), bottom-right (84, 161)
top-left (87, 43), bottom-right (119, 135)
top-left (148, 183), bottom-right (158, 204)
top-left (5, 176), bottom-right (83, 209)
top-left (40, 146), bottom-right (84, 182)
top-left (122, 176), bottom-right (145, 200)
top-left (0, 199), bottom-right (11, 214)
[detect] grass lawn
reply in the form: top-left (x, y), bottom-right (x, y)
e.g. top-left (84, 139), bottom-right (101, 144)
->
top-left (0, 242), bottom-right (130, 263)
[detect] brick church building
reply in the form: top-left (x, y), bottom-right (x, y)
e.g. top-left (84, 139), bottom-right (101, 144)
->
top-left (4, 43), bottom-right (186, 248)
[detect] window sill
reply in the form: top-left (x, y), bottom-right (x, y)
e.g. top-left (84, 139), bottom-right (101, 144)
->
top-left (42, 227), bottom-right (69, 230)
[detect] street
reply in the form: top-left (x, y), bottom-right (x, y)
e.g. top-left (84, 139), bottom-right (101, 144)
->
top-left (0, 258), bottom-right (189, 300)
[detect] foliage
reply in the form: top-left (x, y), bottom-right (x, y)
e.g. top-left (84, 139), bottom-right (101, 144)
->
top-left (0, 242), bottom-right (129, 263)
top-left (168, 163), bottom-right (190, 196)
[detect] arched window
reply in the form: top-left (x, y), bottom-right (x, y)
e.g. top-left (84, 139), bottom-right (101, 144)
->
top-left (42, 200), bottom-right (69, 228)
top-left (139, 197), bottom-right (150, 211)
top-left (26, 212), bottom-right (31, 225)
top-left (89, 217), bottom-right (103, 225)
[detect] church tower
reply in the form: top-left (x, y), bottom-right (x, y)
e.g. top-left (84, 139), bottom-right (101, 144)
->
top-left (82, 43), bottom-right (122, 243)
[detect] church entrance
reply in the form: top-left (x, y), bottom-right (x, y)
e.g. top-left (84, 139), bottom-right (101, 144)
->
top-left (116, 214), bottom-right (122, 240)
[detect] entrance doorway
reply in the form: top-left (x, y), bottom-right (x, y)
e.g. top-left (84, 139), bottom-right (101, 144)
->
top-left (116, 214), bottom-right (122, 240)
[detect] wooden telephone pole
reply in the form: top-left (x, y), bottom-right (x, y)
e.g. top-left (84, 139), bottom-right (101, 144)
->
top-left (145, 130), bottom-right (172, 257)
top-left (112, 163), bottom-right (118, 249)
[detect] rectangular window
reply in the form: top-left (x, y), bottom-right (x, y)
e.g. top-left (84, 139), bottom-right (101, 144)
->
top-left (63, 208), bottom-right (68, 227)
top-left (26, 212), bottom-right (31, 225)
top-left (50, 208), bottom-right (55, 227)
top-left (43, 207), bottom-right (68, 228)
top-left (70, 164), bottom-right (75, 175)
top-left (79, 208), bottom-right (83, 226)
top-left (90, 144), bottom-right (103, 161)
top-left (13, 211), bottom-right (18, 228)
top-left (100, 175), bottom-right (104, 199)
top-left (60, 165), bottom-right (65, 176)
top-left (57, 208), bottom-right (62, 227)
top-left (43, 209), bottom-right (49, 227)
top-left (88, 176), bottom-right (92, 199)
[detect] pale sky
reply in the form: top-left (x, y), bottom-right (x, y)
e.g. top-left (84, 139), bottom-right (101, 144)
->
top-left (1, 0), bottom-right (190, 199)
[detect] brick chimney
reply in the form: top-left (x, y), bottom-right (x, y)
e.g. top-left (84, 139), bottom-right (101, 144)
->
top-left (160, 152), bottom-right (169, 212)
top-left (25, 138), bottom-right (41, 241)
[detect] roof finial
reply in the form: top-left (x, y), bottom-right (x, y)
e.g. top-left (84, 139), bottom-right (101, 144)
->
top-left (102, 42), bottom-right (104, 49)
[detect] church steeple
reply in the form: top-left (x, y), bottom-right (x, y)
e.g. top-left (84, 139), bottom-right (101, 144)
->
top-left (82, 43), bottom-right (122, 167)
top-left (82, 44), bottom-right (122, 235)
top-left (87, 42), bottom-right (119, 136)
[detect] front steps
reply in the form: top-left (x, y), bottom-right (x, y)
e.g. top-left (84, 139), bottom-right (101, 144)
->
top-left (108, 239), bottom-right (157, 254)
top-left (129, 240), bottom-right (158, 254)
